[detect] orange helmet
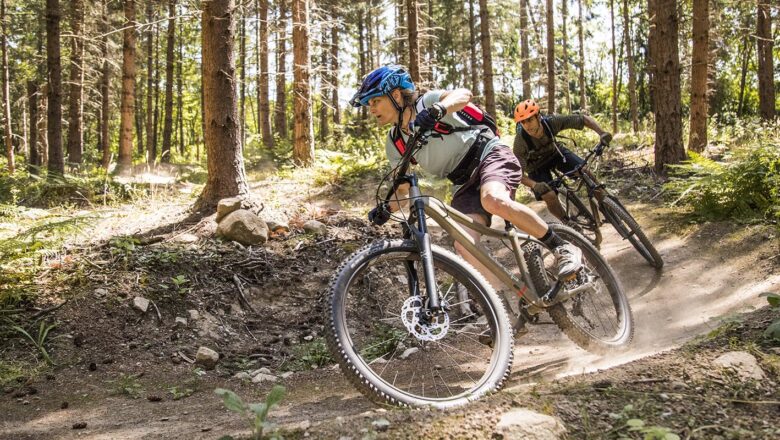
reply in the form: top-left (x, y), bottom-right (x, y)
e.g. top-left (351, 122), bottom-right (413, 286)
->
top-left (514, 99), bottom-right (540, 123)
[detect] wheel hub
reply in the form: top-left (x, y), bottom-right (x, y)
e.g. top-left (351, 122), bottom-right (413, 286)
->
top-left (401, 296), bottom-right (449, 341)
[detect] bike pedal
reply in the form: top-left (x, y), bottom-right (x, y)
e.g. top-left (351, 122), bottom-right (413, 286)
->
top-left (561, 272), bottom-right (578, 282)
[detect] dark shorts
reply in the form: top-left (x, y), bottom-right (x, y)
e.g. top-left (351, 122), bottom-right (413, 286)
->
top-left (451, 145), bottom-right (523, 225)
top-left (528, 146), bottom-right (585, 200)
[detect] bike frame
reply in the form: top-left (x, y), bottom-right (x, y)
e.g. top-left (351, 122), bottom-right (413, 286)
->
top-left (395, 172), bottom-right (563, 315)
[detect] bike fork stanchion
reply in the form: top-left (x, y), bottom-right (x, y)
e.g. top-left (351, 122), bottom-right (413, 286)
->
top-left (408, 176), bottom-right (441, 311)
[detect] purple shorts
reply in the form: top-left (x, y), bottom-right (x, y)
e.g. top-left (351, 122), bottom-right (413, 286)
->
top-left (451, 145), bottom-right (524, 225)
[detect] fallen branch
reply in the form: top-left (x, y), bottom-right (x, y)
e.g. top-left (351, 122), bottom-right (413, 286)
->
top-left (232, 274), bottom-right (255, 313)
top-left (177, 351), bottom-right (195, 364)
top-left (30, 300), bottom-right (70, 320)
top-left (149, 300), bottom-right (162, 321)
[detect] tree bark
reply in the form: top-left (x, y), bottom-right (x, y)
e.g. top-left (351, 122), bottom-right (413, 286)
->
top-left (406, 0), bottom-right (421, 83)
top-left (651, 0), bottom-right (684, 175)
top-left (66, 0), bottom-right (84, 165)
top-left (257, 0), bottom-right (273, 148)
top-left (330, 18), bottom-right (340, 125)
top-left (737, 34), bottom-right (751, 116)
top-left (318, 14), bottom-right (329, 141)
top-left (561, 0), bottom-right (571, 113)
top-left (145, 0), bottom-right (155, 165)
top-left (28, 81), bottom-right (39, 173)
top-left (468, 0), bottom-right (480, 96)
top-left (623, 0), bottom-right (638, 132)
top-left (177, 10), bottom-right (184, 156)
top-left (1, 0), bottom-right (13, 173)
top-left (239, 3), bottom-right (246, 147)
top-left (478, 0), bottom-right (495, 115)
top-left (100, 0), bottom-right (111, 170)
top-left (291, 0), bottom-right (313, 166)
top-left (46, 0), bottom-right (65, 177)
top-left (161, 0), bottom-right (175, 163)
top-left (688, 0), bottom-right (708, 152)
top-left (756, 0), bottom-right (775, 120)
top-left (196, 0), bottom-right (249, 211)
top-left (545, 0), bottom-right (555, 113)
top-left (577, 0), bottom-right (586, 111)
top-left (610, 0), bottom-right (617, 132)
top-left (396, 0), bottom-right (406, 65)
top-left (274, 0), bottom-right (288, 139)
top-left (519, 0), bottom-right (531, 98)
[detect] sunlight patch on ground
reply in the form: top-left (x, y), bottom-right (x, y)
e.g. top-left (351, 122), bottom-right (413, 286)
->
top-left (114, 173), bottom-right (177, 185)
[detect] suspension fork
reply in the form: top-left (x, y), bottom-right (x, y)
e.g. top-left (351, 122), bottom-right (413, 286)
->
top-left (405, 175), bottom-right (442, 311)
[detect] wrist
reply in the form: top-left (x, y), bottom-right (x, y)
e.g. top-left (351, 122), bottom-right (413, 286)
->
top-left (431, 103), bottom-right (447, 120)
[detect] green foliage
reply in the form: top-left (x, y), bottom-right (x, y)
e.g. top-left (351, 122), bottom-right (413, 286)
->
top-left (359, 324), bottom-right (407, 362)
top-left (215, 385), bottom-right (286, 440)
top-left (664, 136), bottom-right (780, 223)
top-left (286, 338), bottom-right (333, 371)
top-left (0, 169), bottom-right (140, 209)
top-left (760, 292), bottom-right (780, 342)
top-left (608, 404), bottom-right (680, 440)
top-left (168, 385), bottom-right (195, 400)
top-left (112, 373), bottom-right (144, 398)
top-left (11, 321), bottom-right (59, 365)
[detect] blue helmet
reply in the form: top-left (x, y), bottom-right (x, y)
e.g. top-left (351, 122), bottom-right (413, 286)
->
top-left (349, 65), bottom-right (415, 108)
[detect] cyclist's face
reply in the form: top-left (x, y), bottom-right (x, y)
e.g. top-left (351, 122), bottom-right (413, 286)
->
top-left (520, 115), bottom-right (543, 137)
top-left (368, 95), bottom-right (397, 126)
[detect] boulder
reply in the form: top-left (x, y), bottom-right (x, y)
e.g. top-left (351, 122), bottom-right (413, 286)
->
top-left (216, 210), bottom-right (268, 246)
top-left (251, 373), bottom-right (278, 383)
top-left (713, 351), bottom-right (766, 381)
top-left (302, 219), bottom-right (327, 235)
top-left (195, 346), bottom-right (219, 370)
top-left (493, 409), bottom-right (567, 440)
top-left (216, 198), bottom-right (244, 223)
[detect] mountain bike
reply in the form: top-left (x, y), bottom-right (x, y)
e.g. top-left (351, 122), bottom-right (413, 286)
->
top-left (549, 141), bottom-right (664, 269)
top-left (326, 130), bottom-right (633, 408)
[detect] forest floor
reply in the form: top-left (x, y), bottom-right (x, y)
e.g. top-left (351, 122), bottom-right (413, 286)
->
top-left (1, 149), bottom-right (779, 440)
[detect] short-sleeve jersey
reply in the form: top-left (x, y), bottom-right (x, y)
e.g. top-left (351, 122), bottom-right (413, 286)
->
top-left (385, 90), bottom-right (502, 181)
top-left (512, 114), bottom-right (585, 173)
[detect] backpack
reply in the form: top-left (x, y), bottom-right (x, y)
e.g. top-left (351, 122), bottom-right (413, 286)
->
top-left (391, 101), bottom-right (500, 164)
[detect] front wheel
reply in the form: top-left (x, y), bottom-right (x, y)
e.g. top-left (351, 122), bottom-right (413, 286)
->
top-left (600, 196), bottom-right (664, 269)
top-left (523, 224), bottom-right (634, 353)
top-left (327, 239), bottom-right (513, 408)
top-left (558, 189), bottom-right (603, 248)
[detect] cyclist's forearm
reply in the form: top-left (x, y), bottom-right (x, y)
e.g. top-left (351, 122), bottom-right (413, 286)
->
top-left (583, 115), bottom-right (608, 135)
top-left (388, 183), bottom-right (410, 212)
top-left (521, 175), bottom-right (536, 188)
top-left (438, 89), bottom-right (472, 114)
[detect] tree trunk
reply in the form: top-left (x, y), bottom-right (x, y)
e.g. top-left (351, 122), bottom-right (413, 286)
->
top-left (330, 19), bottom-right (340, 125)
top-left (651, 0), bottom-right (684, 175)
top-left (610, 0), bottom-right (617, 132)
top-left (623, 0), bottom-right (638, 132)
top-left (66, 0), bottom-right (84, 165)
top-left (177, 10), bottom-right (184, 156)
top-left (291, 0), bottom-right (313, 166)
top-left (397, 0), bottom-right (406, 65)
top-left (406, 0), bottom-right (421, 83)
top-left (100, 0), bottom-right (111, 170)
top-left (318, 16), bottom-right (329, 141)
top-left (145, 0), bottom-right (155, 165)
top-left (28, 81), bottom-right (39, 173)
top-left (468, 0), bottom-right (480, 95)
top-left (274, 0), bottom-right (288, 139)
top-left (577, 0), bottom-right (586, 111)
top-left (545, 0), bottom-right (555, 113)
top-left (161, 0), bottom-right (175, 163)
top-left (46, 0), bottom-right (65, 177)
top-left (688, 0), bottom-right (708, 152)
top-left (519, 0), bottom-right (531, 98)
top-left (756, 0), bottom-right (775, 120)
top-left (239, 3), bottom-right (246, 147)
top-left (737, 35), bottom-right (751, 116)
top-left (196, 0), bottom-right (249, 211)
top-left (257, 0), bottom-right (273, 148)
top-left (478, 0), bottom-right (495, 115)
top-left (1, 0), bottom-right (13, 173)
top-left (561, 0), bottom-right (571, 113)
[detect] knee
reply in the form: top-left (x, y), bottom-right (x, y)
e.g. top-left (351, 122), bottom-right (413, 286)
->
top-left (480, 192), bottom-right (509, 216)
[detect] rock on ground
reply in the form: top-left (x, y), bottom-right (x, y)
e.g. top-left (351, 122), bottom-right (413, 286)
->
top-left (303, 219), bottom-right (327, 235)
top-left (493, 408), bottom-right (567, 440)
top-left (195, 347), bottom-right (219, 370)
top-left (216, 197), bottom-right (244, 223)
top-left (216, 209), bottom-right (268, 246)
top-left (713, 351), bottom-right (766, 381)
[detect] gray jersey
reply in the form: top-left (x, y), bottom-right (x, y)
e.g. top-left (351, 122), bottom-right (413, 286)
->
top-left (385, 90), bottom-right (501, 182)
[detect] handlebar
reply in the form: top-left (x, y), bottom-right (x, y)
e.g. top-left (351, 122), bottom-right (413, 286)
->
top-left (548, 141), bottom-right (609, 187)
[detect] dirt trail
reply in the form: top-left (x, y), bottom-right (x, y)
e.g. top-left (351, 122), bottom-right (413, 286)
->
top-left (1, 193), bottom-right (778, 439)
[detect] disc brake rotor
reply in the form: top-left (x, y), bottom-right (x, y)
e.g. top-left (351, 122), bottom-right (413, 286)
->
top-left (401, 296), bottom-right (449, 341)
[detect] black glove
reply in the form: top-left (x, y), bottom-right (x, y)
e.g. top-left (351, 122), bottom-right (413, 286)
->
top-left (414, 103), bottom-right (446, 131)
top-left (532, 181), bottom-right (553, 196)
top-left (368, 203), bottom-right (391, 226)
top-left (599, 132), bottom-right (613, 146)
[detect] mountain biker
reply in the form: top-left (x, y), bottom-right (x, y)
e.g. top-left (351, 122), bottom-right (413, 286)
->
top-left (513, 99), bottom-right (612, 222)
top-left (350, 65), bottom-right (583, 285)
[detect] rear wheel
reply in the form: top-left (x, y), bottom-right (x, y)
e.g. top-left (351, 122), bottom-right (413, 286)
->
top-left (327, 239), bottom-right (513, 408)
top-left (600, 196), bottom-right (664, 269)
top-left (523, 224), bottom-right (633, 352)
